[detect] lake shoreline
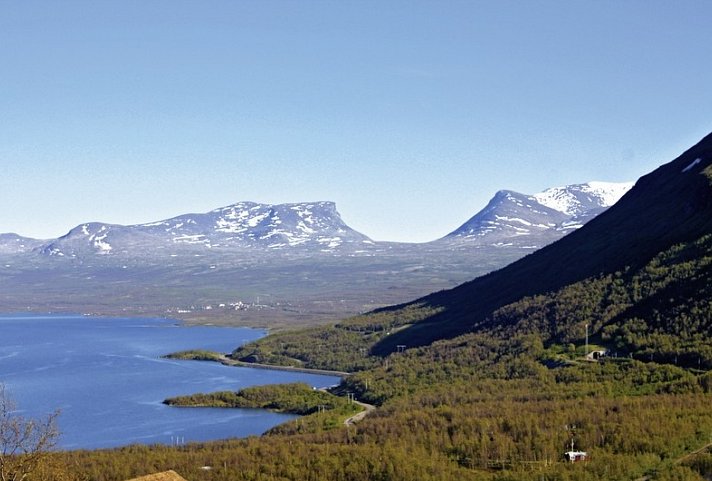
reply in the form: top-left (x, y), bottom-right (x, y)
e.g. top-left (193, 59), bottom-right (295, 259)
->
top-left (164, 351), bottom-right (351, 378)
top-left (0, 314), bottom-right (341, 449)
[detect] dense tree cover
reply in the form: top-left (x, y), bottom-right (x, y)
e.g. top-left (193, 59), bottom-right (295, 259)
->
top-left (47, 330), bottom-right (712, 481)
top-left (52, 375), bottom-right (712, 480)
top-left (484, 234), bottom-right (712, 368)
top-left (231, 305), bottom-right (441, 373)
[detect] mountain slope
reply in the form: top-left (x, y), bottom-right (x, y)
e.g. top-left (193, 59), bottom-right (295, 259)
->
top-left (0, 234), bottom-right (44, 254)
top-left (231, 132), bottom-right (712, 376)
top-left (373, 132), bottom-right (712, 353)
top-left (440, 181), bottom-right (632, 248)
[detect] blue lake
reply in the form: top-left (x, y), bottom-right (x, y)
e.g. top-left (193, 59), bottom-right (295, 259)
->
top-left (0, 314), bottom-right (340, 450)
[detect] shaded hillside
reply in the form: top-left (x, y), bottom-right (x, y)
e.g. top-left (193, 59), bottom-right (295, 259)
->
top-left (372, 132), bottom-right (712, 353)
top-left (233, 231), bottom-right (712, 373)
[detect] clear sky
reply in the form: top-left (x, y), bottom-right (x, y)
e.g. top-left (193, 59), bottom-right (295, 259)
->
top-left (1, 1), bottom-right (712, 242)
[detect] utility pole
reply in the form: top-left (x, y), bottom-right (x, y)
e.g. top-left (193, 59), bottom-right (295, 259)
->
top-left (585, 324), bottom-right (589, 359)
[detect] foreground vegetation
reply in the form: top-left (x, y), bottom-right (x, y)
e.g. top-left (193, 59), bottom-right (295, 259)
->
top-left (52, 343), bottom-right (712, 480)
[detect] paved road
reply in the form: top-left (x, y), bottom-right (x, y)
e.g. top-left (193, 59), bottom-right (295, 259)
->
top-left (217, 355), bottom-right (351, 377)
top-left (344, 399), bottom-right (376, 426)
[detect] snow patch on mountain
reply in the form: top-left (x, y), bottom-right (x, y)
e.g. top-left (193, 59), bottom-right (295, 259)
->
top-left (442, 181), bottom-right (633, 249)
top-left (33, 201), bottom-right (371, 257)
top-left (533, 181), bottom-right (633, 217)
top-left (682, 158), bottom-right (702, 173)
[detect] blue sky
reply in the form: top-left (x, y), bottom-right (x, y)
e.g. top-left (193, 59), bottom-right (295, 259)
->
top-left (1, 1), bottom-right (712, 242)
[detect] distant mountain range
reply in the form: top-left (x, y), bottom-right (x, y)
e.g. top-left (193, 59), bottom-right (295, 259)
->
top-left (1, 182), bottom-right (632, 258)
top-left (0, 180), bottom-right (633, 325)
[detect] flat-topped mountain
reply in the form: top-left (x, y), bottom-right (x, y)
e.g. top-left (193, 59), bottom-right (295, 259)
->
top-left (38, 201), bottom-right (374, 257)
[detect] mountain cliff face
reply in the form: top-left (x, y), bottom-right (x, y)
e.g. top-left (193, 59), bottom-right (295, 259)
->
top-left (38, 201), bottom-right (374, 257)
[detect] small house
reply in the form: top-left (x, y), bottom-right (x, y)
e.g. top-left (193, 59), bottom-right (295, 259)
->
top-left (564, 450), bottom-right (588, 463)
top-left (586, 349), bottom-right (608, 361)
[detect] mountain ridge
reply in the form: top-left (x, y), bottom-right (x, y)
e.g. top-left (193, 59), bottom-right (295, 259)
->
top-left (2, 182), bottom-right (632, 257)
top-left (371, 132), bottom-right (712, 353)
top-left (36, 201), bottom-right (374, 257)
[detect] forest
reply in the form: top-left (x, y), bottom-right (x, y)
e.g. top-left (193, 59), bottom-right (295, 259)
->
top-left (43, 338), bottom-right (712, 481)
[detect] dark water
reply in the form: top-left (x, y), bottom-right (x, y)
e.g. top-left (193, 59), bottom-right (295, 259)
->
top-left (0, 314), bottom-right (340, 449)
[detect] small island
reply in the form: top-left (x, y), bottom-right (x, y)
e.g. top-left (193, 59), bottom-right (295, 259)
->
top-left (162, 350), bottom-right (225, 362)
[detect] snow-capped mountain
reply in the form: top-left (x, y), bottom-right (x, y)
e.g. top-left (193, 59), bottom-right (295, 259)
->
top-left (443, 181), bottom-right (633, 247)
top-left (38, 201), bottom-right (374, 257)
top-left (4, 181), bottom-right (633, 259)
top-left (444, 190), bottom-right (569, 246)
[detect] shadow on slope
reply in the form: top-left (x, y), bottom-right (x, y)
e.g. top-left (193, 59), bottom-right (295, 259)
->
top-left (372, 132), bottom-right (712, 355)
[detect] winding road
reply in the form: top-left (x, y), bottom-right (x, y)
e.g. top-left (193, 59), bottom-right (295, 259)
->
top-left (344, 399), bottom-right (376, 426)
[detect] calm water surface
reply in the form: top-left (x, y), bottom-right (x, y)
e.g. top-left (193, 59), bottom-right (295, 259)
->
top-left (0, 314), bottom-right (340, 449)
